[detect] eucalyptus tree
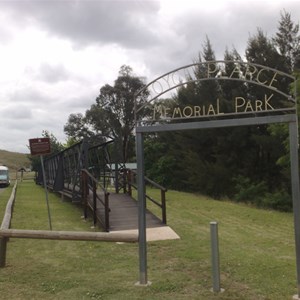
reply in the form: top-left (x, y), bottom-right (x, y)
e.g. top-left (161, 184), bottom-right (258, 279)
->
top-left (64, 65), bottom-right (149, 163)
top-left (64, 113), bottom-right (95, 142)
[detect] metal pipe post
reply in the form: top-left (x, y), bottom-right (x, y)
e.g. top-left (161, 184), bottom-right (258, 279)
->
top-left (136, 132), bottom-right (148, 285)
top-left (40, 155), bottom-right (52, 231)
top-left (289, 121), bottom-right (300, 298)
top-left (210, 221), bottom-right (221, 292)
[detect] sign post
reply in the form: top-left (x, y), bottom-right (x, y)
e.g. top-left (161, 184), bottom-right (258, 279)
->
top-left (29, 138), bottom-right (52, 230)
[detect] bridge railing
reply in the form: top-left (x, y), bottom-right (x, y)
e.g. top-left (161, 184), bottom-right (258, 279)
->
top-left (81, 169), bottom-right (110, 231)
top-left (123, 169), bottom-right (167, 224)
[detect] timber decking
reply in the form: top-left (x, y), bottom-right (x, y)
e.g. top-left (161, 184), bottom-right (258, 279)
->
top-left (90, 192), bottom-right (164, 232)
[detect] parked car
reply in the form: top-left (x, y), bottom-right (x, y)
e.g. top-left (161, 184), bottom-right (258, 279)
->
top-left (0, 165), bottom-right (10, 187)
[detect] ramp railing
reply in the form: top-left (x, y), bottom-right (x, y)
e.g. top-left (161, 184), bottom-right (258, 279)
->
top-left (123, 169), bottom-right (167, 224)
top-left (81, 169), bottom-right (110, 231)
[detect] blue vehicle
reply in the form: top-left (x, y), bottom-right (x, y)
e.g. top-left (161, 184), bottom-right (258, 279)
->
top-left (0, 166), bottom-right (10, 187)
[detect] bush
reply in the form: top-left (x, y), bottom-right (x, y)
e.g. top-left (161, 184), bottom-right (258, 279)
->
top-left (233, 175), bottom-right (267, 205)
top-left (233, 175), bottom-right (292, 211)
top-left (261, 190), bottom-right (292, 212)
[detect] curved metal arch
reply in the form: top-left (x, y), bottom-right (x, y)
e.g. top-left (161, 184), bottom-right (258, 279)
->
top-left (137, 77), bottom-right (296, 114)
top-left (135, 60), bottom-right (296, 117)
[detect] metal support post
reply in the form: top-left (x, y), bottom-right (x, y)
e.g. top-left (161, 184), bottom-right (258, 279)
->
top-left (289, 122), bottom-right (300, 298)
top-left (40, 155), bottom-right (52, 231)
top-left (136, 132), bottom-right (148, 285)
top-left (210, 221), bottom-right (221, 293)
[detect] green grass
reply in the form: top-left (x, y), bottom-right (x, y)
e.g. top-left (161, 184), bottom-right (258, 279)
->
top-left (0, 181), bottom-right (298, 299)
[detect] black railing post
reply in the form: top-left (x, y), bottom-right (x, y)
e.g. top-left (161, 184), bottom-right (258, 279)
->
top-left (127, 170), bottom-right (132, 197)
top-left (161, 189), bottom-right (167, 224)
top-left (123, 169), bottom-right (127, 194)
top-left (93, 181), bottom-right (97, 226)
top-left (82, 170), bottom-right (88, 220)
top-left (105, 193), bottom-right (109, 232)
top-left (115, 163), bottom-right (119, 193)
top-left (103, 169), bottom-right (106, 191)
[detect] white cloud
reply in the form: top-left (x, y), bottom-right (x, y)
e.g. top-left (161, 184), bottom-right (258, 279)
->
top-left (0, 0), bottom-right (298, 153)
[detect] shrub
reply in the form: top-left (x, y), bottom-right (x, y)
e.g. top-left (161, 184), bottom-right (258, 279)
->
top-left (233, 175), bottom-right (292, 211)
top-left (261, 190), bottom-right (292, 212)
top-left (233, 175), bottom-right (267, 205)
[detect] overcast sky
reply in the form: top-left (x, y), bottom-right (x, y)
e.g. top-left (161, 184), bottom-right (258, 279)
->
top-left (0, 0), bottom-right (299, 153)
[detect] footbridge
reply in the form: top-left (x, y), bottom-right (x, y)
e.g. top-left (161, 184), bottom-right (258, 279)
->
top-left (36, 139), bottom-right (175, 239)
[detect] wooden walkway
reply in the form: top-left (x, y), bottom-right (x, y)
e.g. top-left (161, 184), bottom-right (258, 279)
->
top-left (91, 192), bottom-right (164, 232)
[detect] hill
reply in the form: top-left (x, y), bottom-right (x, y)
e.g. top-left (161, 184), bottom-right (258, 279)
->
top-left (0, 149), bottom-right (31, 170)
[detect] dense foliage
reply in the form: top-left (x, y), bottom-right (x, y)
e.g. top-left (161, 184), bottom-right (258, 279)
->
top-left (143, 11), bottom-right (300, 211)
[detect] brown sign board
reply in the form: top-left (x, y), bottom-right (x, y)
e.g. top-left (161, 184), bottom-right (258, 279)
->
top-left (29, 138), bottom-right (51, 156)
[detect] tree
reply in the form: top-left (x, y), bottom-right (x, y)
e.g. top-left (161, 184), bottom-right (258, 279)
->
top-left (143, 12), bottom-right (298, 209)
top-left (146, 27), bottom-right (295, 201)
top-left (244, 28), bottom-right (290, 191)
top-left (273, 10), bottom-right (300, 73)
top-left (41, 130), bottom-right (64, 154)
top-left (266, 11), bottom-right (300, 194)
top-left (144, 38), bottom-right (233, 196)
top-left (64, 65), bottom-right (149, 163)
top-left (64, 113), bottom-right (94, 142)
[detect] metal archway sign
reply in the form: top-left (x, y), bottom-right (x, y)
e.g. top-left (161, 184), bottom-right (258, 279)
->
top-left (134, 60), bottom-right (300, 296)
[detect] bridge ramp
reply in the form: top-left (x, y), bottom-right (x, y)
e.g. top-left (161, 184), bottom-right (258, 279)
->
top-left (97, 193), bottom-right (180, 241)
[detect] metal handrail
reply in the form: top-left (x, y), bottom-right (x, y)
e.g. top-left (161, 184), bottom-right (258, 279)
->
top-left (81, 169), bottom-right (110, 231)
top-left (124, 169), bottom-right (167, 224)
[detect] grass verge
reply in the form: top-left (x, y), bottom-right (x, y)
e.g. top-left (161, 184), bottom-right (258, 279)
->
top-left (0, 181), bottom-right (297, 299)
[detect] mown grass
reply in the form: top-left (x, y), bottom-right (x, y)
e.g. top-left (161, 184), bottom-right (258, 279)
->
top-left (0, 181), bottom-right (298, 299)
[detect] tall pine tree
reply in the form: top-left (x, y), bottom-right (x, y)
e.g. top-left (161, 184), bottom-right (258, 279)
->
top-left (273, 10), bottom-right (300, 73)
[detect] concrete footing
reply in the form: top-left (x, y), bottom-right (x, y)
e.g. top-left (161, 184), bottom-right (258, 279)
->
top-left (135, 281), bottom-right (152, 287)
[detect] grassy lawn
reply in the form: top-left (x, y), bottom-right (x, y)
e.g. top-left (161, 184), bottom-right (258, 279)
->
top-left (0, 180), bottom-right (297, 299)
